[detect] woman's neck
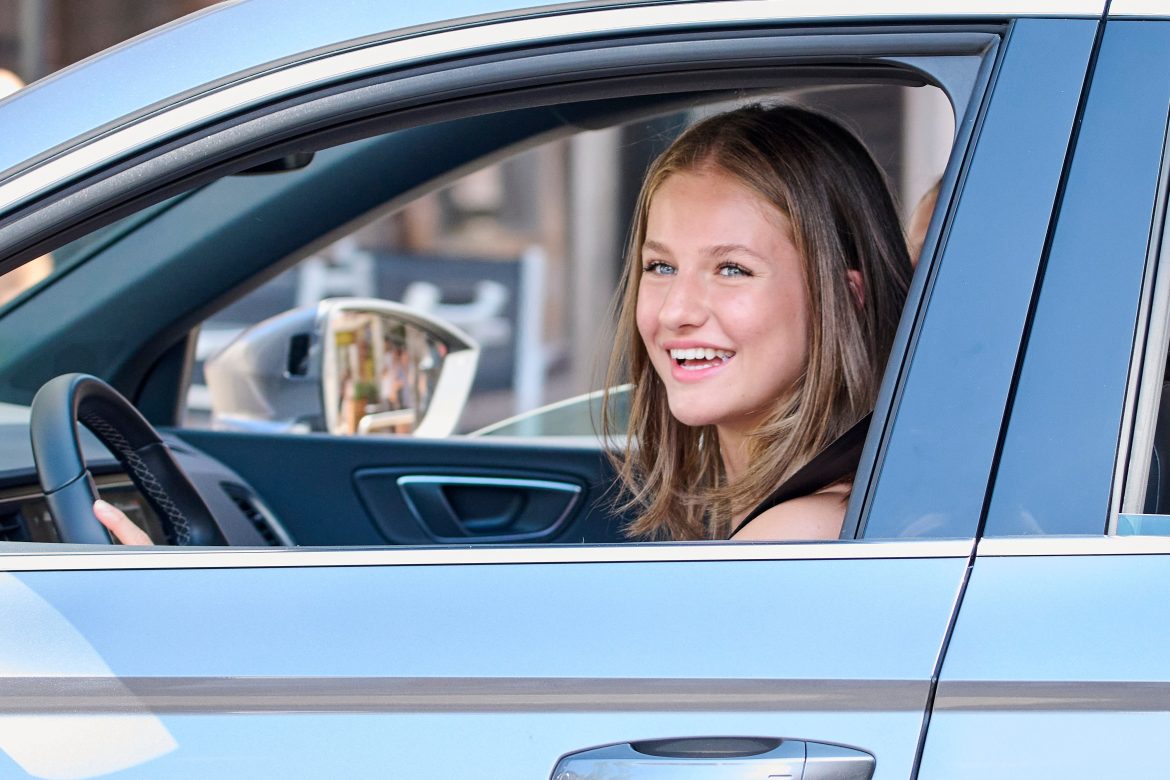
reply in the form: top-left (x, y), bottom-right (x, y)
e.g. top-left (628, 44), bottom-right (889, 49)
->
top-left (717, 426), bottom-right (750, 485)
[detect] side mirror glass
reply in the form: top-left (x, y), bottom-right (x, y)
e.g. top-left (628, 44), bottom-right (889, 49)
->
top-left (204, 298), bottom-right (479, 437)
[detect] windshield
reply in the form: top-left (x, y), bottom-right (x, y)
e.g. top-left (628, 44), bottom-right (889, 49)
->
top-left (0, 193), bottom-right (189, 313)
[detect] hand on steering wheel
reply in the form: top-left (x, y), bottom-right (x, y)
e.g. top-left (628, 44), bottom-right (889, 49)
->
top-left (30, 373), bottom-right (226, 546)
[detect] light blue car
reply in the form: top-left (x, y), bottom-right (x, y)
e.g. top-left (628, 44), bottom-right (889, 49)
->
top-left (1, 1), bottom-right (1169, 777)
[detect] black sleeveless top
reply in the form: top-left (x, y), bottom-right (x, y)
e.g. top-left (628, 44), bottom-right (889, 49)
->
top-left (728, 413), bottom-right (872, 538)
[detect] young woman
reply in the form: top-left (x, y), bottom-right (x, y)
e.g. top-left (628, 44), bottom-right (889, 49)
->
top-left (604, 104), bottom-right (912, 542)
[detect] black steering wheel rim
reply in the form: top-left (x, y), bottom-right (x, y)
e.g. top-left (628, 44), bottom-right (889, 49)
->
top-left (30, 373), bottom-right (225, 545)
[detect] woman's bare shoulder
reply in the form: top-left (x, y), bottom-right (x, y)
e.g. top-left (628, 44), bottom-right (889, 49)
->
top-left (731, 483), bottom-right (850, 541)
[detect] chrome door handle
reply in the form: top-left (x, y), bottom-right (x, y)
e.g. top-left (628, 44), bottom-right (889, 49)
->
top-left (552, 737), bottom-right (874, 780)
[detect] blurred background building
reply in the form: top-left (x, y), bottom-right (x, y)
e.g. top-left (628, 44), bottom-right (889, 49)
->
top-left (0, 0), bottom-right (216, 81)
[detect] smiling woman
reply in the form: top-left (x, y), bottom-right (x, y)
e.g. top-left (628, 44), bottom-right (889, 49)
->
top-left (606, 104), bottom-right (913, 541)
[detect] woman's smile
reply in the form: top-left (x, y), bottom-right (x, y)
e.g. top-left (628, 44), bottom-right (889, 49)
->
top-left (667, 344), bottom-right (736, 376)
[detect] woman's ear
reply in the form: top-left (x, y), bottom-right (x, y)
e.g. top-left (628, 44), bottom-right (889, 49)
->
top-left (846, 269), bottom-right (864, 309)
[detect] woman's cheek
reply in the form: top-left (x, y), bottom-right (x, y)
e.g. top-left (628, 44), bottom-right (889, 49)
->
top-left (634, 295), bottom-right (658, 353)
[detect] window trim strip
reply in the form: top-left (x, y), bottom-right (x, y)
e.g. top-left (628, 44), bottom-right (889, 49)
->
top-left (978, 535), bottom-right (1170, 556)
top-left (0, 538), bottom-right (973, 571)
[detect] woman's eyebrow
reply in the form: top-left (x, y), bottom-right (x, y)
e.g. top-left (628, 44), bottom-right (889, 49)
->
top-left (641, 239), bottom-right (671, 255)
top-left (709, 243), bottom-right (767, 261)
top-left (642, 240), bottom-right (765, 259)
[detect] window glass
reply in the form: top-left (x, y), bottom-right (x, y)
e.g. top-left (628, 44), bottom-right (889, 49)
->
top-left (0, 196), bottom-right (182, 310)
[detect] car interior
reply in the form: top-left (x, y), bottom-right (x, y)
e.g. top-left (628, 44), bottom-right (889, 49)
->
top-left (0, 37), bottom-right (973, 548)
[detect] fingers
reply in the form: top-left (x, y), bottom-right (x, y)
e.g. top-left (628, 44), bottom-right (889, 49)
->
top-left (93, 499), bottom-right (154, 546)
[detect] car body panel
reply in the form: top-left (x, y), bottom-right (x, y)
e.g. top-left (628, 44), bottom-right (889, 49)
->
top-left (0, 543), bottom-right (970, 779)
top-left (920, 540), bottom-right (1170, 778)
top-left (0, 2), bottom-right (1013, 771)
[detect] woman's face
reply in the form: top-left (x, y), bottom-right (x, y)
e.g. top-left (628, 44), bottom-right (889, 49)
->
top-left (635, 167), bottom-right (810, 439)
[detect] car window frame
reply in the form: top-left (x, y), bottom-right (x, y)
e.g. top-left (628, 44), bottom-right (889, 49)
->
top-left (0, 14), bottom-right (1065, 556)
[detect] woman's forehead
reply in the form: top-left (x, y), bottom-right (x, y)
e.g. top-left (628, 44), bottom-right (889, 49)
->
top-left (644, 169), bottom-right (794, 245)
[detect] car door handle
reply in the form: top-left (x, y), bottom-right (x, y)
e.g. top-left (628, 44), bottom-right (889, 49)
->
top-left (396, 475), bottom-right (581, 541)
top-left (552, 737), bottom-right (874, 780)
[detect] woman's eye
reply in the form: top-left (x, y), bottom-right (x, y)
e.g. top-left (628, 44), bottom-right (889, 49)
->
top-left (718, 263), bottom-right (751, 277)
top-left (642, 261), bottom-right (675, 276)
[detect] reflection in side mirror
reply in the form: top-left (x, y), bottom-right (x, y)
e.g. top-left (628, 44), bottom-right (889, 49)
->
top-left (321, 299), bottom-right (478, 437)
top-left (204, 298), bottom-right (478, 437)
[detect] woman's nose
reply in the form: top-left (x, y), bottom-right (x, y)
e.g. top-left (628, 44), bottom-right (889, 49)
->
top-left (657, 272), bottom-right (707, 330)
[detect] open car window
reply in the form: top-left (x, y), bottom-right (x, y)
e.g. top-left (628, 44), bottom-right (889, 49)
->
top-left (0, 14), bottom-right (1008, 550)
top-left (176, 85), bottom-right (953, 440)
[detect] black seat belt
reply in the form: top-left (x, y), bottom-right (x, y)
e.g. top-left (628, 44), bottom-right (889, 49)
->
top-left (728, 412), bottom-right (872, 538)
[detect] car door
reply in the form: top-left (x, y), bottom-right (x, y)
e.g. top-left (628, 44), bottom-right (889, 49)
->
top-left (0, 3), bottom-right (1101, 778)
top-left (917, 8), bottom-right (1170, 777)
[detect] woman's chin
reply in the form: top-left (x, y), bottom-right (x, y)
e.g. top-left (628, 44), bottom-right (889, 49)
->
top-left (666, 402), bottom-right (720, 429)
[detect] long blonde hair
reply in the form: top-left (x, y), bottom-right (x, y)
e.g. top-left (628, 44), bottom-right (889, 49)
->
top-left (603, 104), bottom-right (912, 540)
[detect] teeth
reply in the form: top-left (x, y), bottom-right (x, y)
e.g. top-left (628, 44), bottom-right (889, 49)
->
top-left (670, 348), bottom-right (734, 361)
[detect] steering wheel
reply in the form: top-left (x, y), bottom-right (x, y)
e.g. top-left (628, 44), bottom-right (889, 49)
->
top-left (29, 373), bottom-right (226, 545)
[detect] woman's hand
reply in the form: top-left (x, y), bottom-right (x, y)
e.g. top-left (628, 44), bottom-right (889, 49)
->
top-left (93, 499), bottom-right (154, 545)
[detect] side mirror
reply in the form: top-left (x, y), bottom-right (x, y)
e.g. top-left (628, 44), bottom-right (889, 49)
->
top-left (204, 298), bottom-right (479, 437)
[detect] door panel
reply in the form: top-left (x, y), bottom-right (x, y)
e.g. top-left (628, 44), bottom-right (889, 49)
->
top-left (176, 429), bottom-right (626, 545)
top-left (0, 545), bottom-right (969, 779)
